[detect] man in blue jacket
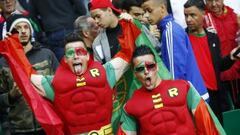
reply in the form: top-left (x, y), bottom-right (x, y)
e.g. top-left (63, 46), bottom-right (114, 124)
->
top-left (141, 0), bottom-right (209, 101)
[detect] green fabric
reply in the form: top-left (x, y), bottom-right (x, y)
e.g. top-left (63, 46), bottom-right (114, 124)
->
top-left (121, 109), bottom-right (137, 131)
top-left (104, 62), bottom-right (117, 89)
top-left (41, 75), bottom-right (54, 101)
top-left (111, 68), bottom-right (141, 133)
top-left (223, 109), bottom-right (240, 135)
top-left (207, 104), bottom-right (226, 135)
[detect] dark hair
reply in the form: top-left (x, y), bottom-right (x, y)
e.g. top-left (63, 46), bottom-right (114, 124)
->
top-left (121, 0), bottom-right (140, 12)
top-left (184, 0), bottom-right (205, 11)
top-left (64, 32), bottom-right (85, 47)
top-left (133, 45), bottom-right (155, 60)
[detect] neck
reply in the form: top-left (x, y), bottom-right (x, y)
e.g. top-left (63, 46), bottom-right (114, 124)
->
top-left (3, 12), bottom-right (12, 19)
top-left (23, 42), bottom-right (33, 54)
top-left (83, 38), bottom-right (92, 49)
top-left (189, 27), bottom-right (205, 36)
top-left (155, 76), bottom-right (162, 89)
top-left (109, 16), bottom-right (119, 28)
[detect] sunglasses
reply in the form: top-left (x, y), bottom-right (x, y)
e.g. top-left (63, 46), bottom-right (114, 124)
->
top-left (134, 61), bottom-right (156, 73)
top-left (65, 47), bottom-right (88, 58)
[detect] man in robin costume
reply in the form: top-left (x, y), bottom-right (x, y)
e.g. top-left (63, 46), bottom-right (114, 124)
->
top-left (30, 25), bottom-right (139, 134)
top-left (118, 45), bottom-right (226, 135)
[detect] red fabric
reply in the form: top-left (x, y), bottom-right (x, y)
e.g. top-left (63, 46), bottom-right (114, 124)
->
top-left (189, 34), bottom-right (217, 90)
top-left (125, 80), bottom-right (196, 135)
top-left (90, 0), bottom-right (121, 14)
top-left (117, 127), bottom-right (127, 135)
top-left (206, 6), bottom-right (240, 81)
top-left (115, 20), bottom-right (140, 63)
top-left (0, 35), bottom-right (64, 135)
top-left (195, 100), bottom-right (220, 135)
top-left (52, 60), bottom-right (112, 134)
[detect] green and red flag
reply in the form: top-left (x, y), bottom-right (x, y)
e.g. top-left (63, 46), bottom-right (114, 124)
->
top-left (0, 35), bottom-right (64, 135)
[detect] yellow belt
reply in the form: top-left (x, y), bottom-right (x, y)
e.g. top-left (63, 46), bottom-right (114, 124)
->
top-left (88, 124), bottom-right (113, 135)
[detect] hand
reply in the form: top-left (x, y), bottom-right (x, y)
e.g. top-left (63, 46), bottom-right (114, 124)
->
top-left (3, 32), bottom-right (12, 39)
top-left (206, 26), bottom-right (217, 34)
top-left (149, 25), bottom-right (160, 39)
top-left (230, 46), bottom-right (240, 60)
top-left (119, 12), bottom-right (133, 21)
top-left (9, 82), bottom-right (22, 99)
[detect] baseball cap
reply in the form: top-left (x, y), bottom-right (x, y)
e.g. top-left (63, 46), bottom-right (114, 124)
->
top-left (89, 0), bottom-right (122, 14)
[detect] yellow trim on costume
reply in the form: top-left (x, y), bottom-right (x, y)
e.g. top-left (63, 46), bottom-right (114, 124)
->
top-left (88, 124), bottom-right (113, 135)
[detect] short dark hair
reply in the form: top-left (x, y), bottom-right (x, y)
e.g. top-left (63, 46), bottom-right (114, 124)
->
top-left (184, 0), bottom-right (205, 11)
top-left (121, 0), bottom-right (140, 12)
top-left (133, 45), bottom-right (155, 60)
top-left (64, 32), bottom-right (85, 47)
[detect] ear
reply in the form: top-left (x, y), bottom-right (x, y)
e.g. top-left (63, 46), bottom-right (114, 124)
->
top-left (63, 56), bottom-right (67, 63)
top-left (87, 52), bottom-right (90, 61)
top-left (107, 7), bottom-right (113, 13)
top-left (82, 30), bottom-right (89, 38)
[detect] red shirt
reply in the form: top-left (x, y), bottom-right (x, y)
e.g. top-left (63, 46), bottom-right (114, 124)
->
top-left (189, 33), bottom-right (217, 90)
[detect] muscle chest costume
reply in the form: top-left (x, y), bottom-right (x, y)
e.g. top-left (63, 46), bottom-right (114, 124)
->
top-left (120, 80), bottom-right (226, 135)
top-left (125, 80), bottom-right (195, 135)
top-left (52, 60), bottom-right (113, 134)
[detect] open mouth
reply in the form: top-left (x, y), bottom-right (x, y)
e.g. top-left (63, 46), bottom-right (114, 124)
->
top-left (145, 77), bottom-right (152, 86)
top-left (73, 63), bottom-right (82, 75)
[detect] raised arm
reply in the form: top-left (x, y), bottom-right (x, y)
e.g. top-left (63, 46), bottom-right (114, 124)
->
top-left (104, 20), bottom-right (140, 88)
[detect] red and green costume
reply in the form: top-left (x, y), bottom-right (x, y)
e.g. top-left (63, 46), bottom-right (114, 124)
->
top-left (119, 80), bottom-right (226, 135)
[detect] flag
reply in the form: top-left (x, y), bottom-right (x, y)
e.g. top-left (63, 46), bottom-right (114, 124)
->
top-left (0, 35), bottom-right (64, 135)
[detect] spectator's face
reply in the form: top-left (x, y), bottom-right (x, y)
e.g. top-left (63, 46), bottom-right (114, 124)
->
top-left (15, 22), bottom-right (31, 46)
top-left (2, 0), bottom-right (16, 15)
top-left (133, 54), bottom-right (159, 90)
top-left (141, 0), bottom-right (163, 25)
top-left (205, 0), bottom-right (224, 16)
top-left (129, 6), bottom-right (145, 22)
top-left (64, 41), bottom-right (89, 76)
top-left (87, 17), bottom-right (100, 42)
top-left (91, 8), bottom-right (115, 28)
top-left (184, 6), bottom-right (204, 33)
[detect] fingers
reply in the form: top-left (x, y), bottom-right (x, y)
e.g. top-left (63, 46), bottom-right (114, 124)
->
top-left (4, 32), bottom-right (12, 39)
top-left (149, 25), bottom-right (160, 39)
top-left (119, 13), bottom-right (133, 21)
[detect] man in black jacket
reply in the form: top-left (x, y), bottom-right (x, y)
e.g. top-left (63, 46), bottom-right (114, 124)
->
top-left (184, 0), bottom-right (240, 124)
top-left (0, 14), bottom-right (59, 135)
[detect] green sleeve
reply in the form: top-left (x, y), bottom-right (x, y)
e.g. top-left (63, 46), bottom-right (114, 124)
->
top-left (187, 81), bottom-right (201, 110)
top-left (41, 75), bottom-right (55, 101)
top-left (104, 62), bottom-right (117, 89)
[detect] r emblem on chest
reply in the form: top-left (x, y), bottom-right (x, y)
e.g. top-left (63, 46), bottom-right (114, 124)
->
top-left (168, 88), bottom-right (179, 97)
